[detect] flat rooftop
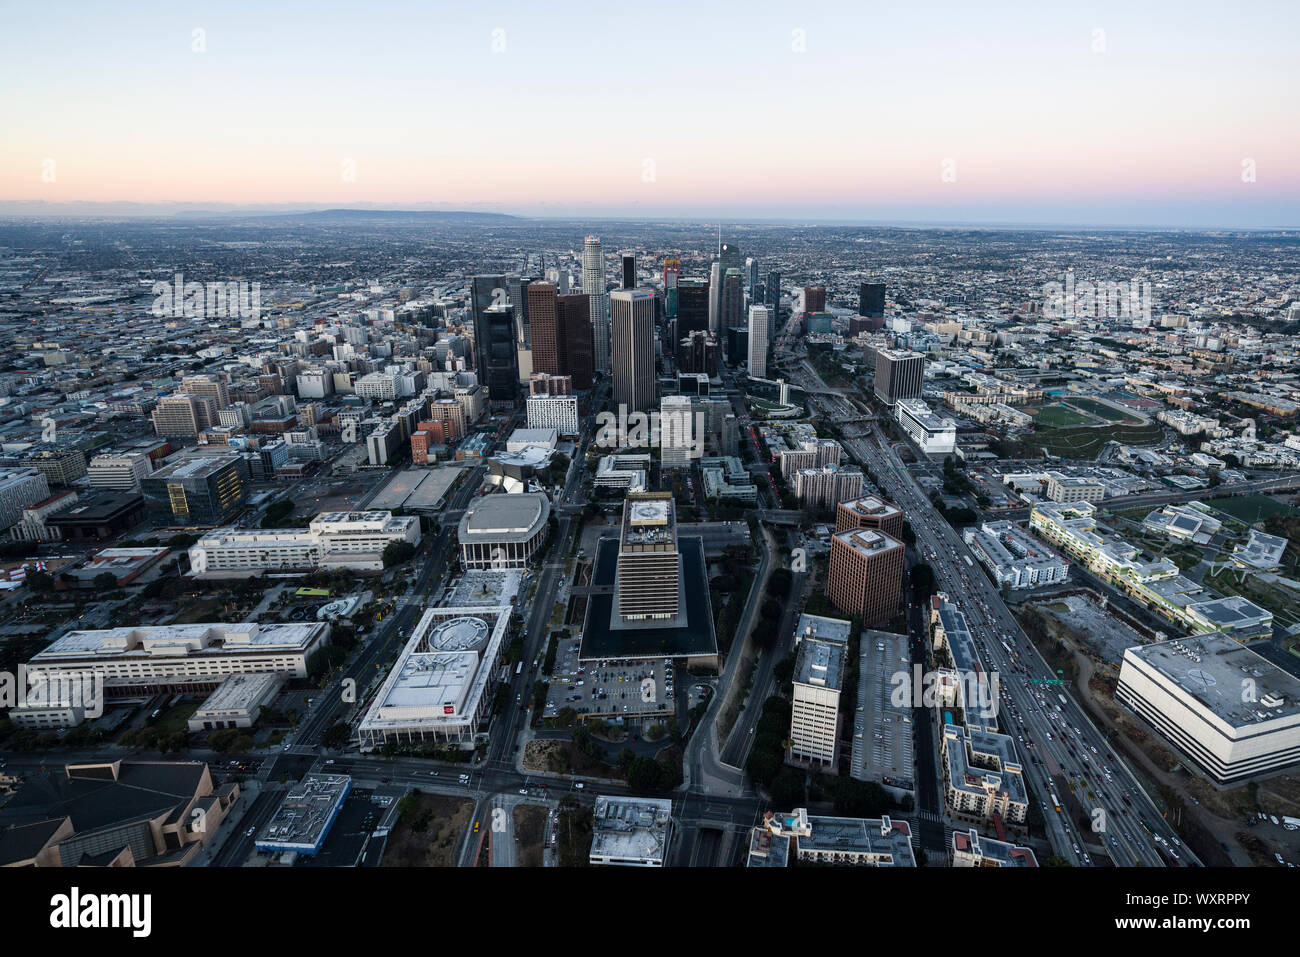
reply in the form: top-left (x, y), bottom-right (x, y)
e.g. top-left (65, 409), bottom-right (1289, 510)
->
top-left (33, 621), bottom-right (326, 660)
top-left (579, 536), bottom-right (717, 661)
top-left (458, 492), bottom-right (549, 540)
top-left (1123, 633), bottom-right (1300, 727)
top-left (590, 796), bottom-right (672, 864)
top-left (794, 613), bottom-right (852, 646)
top-left (795, 637), bottom-right (844, 690)
top-left (834, 527), bottom-right (903, 558)
top-left (852, 630), bottom-right (915, 791)
top-left (841, 496), bottom-right (901, 520)
top-left (256, 774), bottom-right (351, 851)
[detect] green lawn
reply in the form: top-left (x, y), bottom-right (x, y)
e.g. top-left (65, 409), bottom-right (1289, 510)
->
top-left (1204, 495), bottom-right (1295, 524)
top-left (1031, 420), bottom-right (1165, 460)
top-left (1068, 397), bottom-right (1144, 423)
top-left (152, 702), bottom-right (198, 734)
top-left (1033, 404), bottom-right (1097, 428)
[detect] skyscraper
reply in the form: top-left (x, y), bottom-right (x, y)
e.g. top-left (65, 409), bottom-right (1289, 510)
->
top-left (745, 257), bottom-right (759, 306)
top-left (765, 270), bottom-right (781, 316)
top-left (621, 252), bottom-right (636, 290)
top-left (507, 275), bottom-right (534, 383)
top-left (527, 282), bottom-right (560, 376)
top-left (610, 288), bottom-right (656, 414)
top-left (707, 262), bottom-right (722, 336)
top-left (663, 259), bottom-right (681, 319)
top-left (480, 303), bottom-right (520, 401)
top-left (722, 268), bottom-right (744, 331)
top-left (583, 236), bottom-right (610, 373)
top-left (748, 304), bottom-right (771, 378)
top-left (557, 293), bottom-right (594, 390)
top-left (860, 282), bottom-right (886, 318)
top-left (470, 275), bottom-right (518, 401)
top-left (803, 286), bottom-right (827, 313)
top-left (677, 278), bottom-right (709, 340)
top-left (582, 236), bottom-right (604, 295)
top-left (874, 349), bottom-right (925, 407)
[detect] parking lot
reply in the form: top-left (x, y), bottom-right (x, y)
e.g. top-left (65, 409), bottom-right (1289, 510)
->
top-left (544, 636), bottom-right (679, 725)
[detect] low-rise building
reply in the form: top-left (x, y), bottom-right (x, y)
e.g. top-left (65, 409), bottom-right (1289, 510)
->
top-left (952, 829), bottom-right (1038, 867)
top-left (189, 510), bottom-right (420, 577)
top-left (963, 520), bottom-right (1069, 590)
top-left (747, 808), bottom-right (915, 867)
top-left (1116, 633), bottom-right (1300, 782)
top-left (590, 796), bottom-right (673, 867)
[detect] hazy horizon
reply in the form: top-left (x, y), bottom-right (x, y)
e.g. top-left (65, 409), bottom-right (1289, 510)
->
top-left (3, 0), bottom-right (1297, 229)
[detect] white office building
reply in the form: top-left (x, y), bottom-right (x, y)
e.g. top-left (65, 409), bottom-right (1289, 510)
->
top-left (894, 398), bottom-right (956, 455)
top-left (23, 621), bottom-right (331, 695)
top-left (188, 510), bottom-right (421, 577)
top-left (1116, 633), bottom-right (1300, 782)
top-left (790, 636), bottom-right (845, 766)
top-left (748, 304), bottom-right (771, 377)
top-left (963, 521), bottom-right (1069, 589)
top-left (526, 394), bottom-right (579, 436)
top-left (87, 452), bottom-right (153, 492)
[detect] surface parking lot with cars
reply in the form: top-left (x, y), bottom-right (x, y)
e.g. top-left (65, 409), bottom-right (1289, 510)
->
top-left (544, 637), bottom-right (678, 724)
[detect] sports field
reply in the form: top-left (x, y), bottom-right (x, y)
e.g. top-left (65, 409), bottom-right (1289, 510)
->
top-left (1032, 403), bottom-right (1096, 428)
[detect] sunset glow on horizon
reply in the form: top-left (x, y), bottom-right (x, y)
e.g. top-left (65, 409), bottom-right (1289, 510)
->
top-left (2, 0), bottom-right (1297, 226)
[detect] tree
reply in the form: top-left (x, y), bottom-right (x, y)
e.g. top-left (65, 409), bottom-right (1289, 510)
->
top-left (769, 769), bottom-right (806, 808)
top-left (92, 572), bottom-right (120, 591)
top-left (26, 570), bottom-right (54, 593)
top-left (382, 541), bottom-right (417, 568)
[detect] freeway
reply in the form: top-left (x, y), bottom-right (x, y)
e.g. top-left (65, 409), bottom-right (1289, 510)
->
top-left (844, 421), bottom-right (1196, 867)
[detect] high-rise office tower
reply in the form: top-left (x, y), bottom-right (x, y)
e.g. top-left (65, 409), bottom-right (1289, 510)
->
top-left (860, 281), bottom-right (886, 318)
top-left (663, 259), bottom-right (681, 319)
top-left (583, 236), bottom-right (610, 372)
top-left (527, 282), bottom-right (560, 376)
top-left (507, 275), bottom-right (535, 383)
top-left (765, 271), bottom-right (781, 315)
top-left (470, 274), bottom-right (511, 398)
top-left (582, 236), bottom-right (604, 295)
top-left (707, 262), bottom-right (722, 336)
top-left (790, 635), bottom-right (846, 766)
top-left (827, 528), bottom-right (904, 624)
top-left (478, 303), bottom-right (520, 401)
top-left (722, 269), bottom-right (744, 331)
top-left (678, 331), bottom-right (719, 377)
top-left (677, 278), bottom-right (710, 340)
top-left (616, 492), bottom-right (680, 621)
top-left (874, 349), bottom-right (925, 406)
top-left (745, 258), bottom-right (759, 306)
top-left (557, 293), bottom-right (594, 390)
top-left (720, 242), bottom-right (742, 273)
top-left (621, 252), bottom-right (636, 290)
top-left (803, 286), bottom-right (827, 313)
top-left (610, 288), bottom-right (656, 413)
top-left (748, 305), bottom-right (771, 378)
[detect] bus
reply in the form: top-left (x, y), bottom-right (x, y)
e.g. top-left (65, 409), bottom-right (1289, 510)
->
top-left (1050, 793), bottom-right (1061, 812)
top-left (515, 661), bottom-right (524, 676)
top-left (964, 555), bottom-right (974, 567)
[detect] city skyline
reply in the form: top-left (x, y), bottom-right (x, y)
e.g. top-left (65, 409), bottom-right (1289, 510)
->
top-left (2, 0), bottom-right (1298, 228)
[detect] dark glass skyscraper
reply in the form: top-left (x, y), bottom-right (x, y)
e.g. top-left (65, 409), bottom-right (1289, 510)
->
top-left (860, 282), bottom-right (886, 318)
top-left (621, 253), bottom-right (636, 290)
top-left (557, 293), bottom-right (594, 390)
top-left (676, 278), bottom-right (710, 339)
top-left (471, 274), bottom-right (518, 400)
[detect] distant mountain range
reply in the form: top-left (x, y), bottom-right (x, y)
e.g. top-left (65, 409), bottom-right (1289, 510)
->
top-left (0, 201), bottom-right (517, 222)
top-left (256, 208), bottom-right (518, 223)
